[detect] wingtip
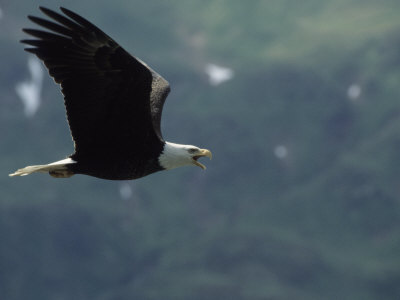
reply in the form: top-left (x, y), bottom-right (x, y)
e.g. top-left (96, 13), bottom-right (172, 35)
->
top-left (20, 38), bottom-right (31, 45)
top-left (59, 7), bottom-right (69, 14)
top-left (59, 7), bottom-right (80, 20)
top-left (39, 6), bottom-right (62, 19)
top-left (21, 28), bottom-right (38, 36)
top-left (39, 6), bottom-right (50, 13)
top-left (27, 15), bottom-right (43, 24)
top-left (24, 48), bottom-right (38, 54)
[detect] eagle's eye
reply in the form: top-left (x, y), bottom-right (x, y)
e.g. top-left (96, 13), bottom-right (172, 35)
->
top-left (188, 148), bottom-right (198, 154)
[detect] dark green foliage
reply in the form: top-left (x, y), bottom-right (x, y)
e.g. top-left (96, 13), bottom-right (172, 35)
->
top-left (1, 1), bottom-right (400, 299)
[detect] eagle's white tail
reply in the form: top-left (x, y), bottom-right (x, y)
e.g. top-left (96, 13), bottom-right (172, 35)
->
top-left (9, 158), bottom-right (76, 178)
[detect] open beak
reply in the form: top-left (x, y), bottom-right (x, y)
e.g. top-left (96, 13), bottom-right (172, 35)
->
top-left (193, 149), bottom-right (212, 170)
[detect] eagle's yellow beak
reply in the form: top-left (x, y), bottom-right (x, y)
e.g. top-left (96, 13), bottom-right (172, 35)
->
top-left (193, 149), bottom-right (212, 170)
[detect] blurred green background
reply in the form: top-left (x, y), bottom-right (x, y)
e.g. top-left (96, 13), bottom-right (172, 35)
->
top-left (1, 0), bottom-right (400, 299)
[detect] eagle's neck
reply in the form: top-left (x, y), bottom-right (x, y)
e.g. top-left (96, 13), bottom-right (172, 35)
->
top-left (158, 142), bottom-right (191, 170)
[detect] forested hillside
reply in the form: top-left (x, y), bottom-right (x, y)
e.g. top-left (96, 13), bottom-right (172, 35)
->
top-left (1, 0), bottom-right (400, 299)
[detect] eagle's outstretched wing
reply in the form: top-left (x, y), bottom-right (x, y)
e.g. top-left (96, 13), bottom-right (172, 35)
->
top-left (22, 7), bottom-right (170, 159)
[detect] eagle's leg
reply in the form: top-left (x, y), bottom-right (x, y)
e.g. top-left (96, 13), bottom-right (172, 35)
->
top-left (49, 169), bottom-right (74, 178)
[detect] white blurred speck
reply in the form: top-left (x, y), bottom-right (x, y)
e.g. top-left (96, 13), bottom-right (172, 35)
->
top-left (347, 84), bottom-right (361, 101)
top-left (205, 63), bottom-right (234, 86)
top-left (274, 145), bottom-right (288, 159)
top-left (15, 57), bottom-right (44, 117)
top-left (0, 7), bottom-right (3, 20)
top-left (119, 182), bottom-right (133, 200)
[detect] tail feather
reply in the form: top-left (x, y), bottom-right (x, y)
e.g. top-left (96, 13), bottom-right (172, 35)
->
top-left (9, 164), bottom-right (54, 176)
top-left (9, 158), bottom-right (76, 178)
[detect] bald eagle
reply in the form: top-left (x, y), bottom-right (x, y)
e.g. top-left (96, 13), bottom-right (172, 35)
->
top-left (9, 7), bottom-right (212, 180)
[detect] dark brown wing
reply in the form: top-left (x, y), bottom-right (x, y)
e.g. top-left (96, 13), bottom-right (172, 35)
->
top-left (22, 7), bottom-right (170, 159)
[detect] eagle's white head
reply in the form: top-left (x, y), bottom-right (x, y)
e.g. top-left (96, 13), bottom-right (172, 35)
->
top-left (158, 142), bottom-right (212, 170)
